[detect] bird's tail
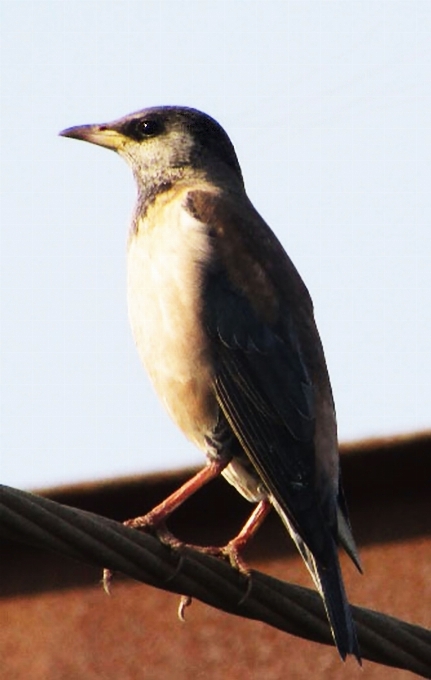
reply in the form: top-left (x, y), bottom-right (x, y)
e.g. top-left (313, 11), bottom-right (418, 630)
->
top-left (298, 538), bottom-right (360, 662)
top-left (274, 502), bottom-right (361, 662)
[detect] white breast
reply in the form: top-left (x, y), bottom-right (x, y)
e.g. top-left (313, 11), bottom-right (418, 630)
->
top-left (127, 189), bottom-right (217, 448)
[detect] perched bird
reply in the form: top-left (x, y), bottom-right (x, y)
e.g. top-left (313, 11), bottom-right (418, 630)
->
top-left (60, 107), bottom-right (361, 660)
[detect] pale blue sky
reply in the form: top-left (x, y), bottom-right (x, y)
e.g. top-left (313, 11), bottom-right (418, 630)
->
top-left (1, 1), bottom-right (430, 489)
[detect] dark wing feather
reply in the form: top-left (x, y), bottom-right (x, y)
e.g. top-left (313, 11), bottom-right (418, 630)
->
top-left (204, 267), bottom-right (335, 566)
top-left (205, 262), bottom-right (361, 660)
top-left (188, 189), bottom-right (360, 660)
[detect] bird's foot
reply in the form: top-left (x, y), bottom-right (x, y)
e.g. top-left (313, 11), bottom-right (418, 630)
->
top-left (147, 525), bottom-right (249, 574)
top-left (178, 595), bottom-right (193, 621)
top-left (101, 458), bottom-right (231, 593)
top-left (220, 540), bottom-right (252, 576)
top-left (102, 514), bottom-right (171, 593)
top-left (154, 532), bottom-right (253, 615)
top-left (103, 496), bottom-right (270, 597)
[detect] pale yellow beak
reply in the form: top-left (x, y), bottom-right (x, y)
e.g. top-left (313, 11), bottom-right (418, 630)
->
top-left (59, 123), bottom-right (127, 151)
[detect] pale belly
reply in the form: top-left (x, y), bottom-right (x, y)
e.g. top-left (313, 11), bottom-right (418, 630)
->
top-left (127, 196), bottom-right (218, 450)
top-left (127, 191), bottom-right (267, 504)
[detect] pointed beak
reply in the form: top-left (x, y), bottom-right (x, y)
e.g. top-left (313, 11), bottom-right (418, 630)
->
top-left (59, 123), bottom-right (127, 151)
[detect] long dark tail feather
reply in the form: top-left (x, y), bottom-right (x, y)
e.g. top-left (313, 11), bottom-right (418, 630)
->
top-left (337, 477), bottom-right (363, 573)
top-left (311, 547), bottom-right (361, 662)
top-left (275, 503), bottom-right (361, 662)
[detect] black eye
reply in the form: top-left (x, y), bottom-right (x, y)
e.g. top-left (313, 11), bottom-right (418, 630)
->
top-left (126, 118), bottom-right (163, 141)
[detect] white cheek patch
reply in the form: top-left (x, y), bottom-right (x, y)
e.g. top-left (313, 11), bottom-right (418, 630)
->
top-left (120, 129), bottom-right (195, 174)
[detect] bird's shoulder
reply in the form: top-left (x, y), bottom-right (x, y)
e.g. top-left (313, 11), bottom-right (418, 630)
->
top-left (184, 187), bottom-right (313, 324)
top-left (183, 186), bottom-right (316, 435)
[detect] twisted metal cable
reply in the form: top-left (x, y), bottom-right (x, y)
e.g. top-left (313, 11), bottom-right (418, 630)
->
top-left (1, 484), bottom-right (430, 678)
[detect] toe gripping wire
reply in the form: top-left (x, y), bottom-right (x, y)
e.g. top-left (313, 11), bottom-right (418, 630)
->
top-left (1, 484), bottom-right (430, 678)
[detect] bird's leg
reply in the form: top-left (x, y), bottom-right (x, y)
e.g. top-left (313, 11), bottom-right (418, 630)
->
top-left (159, 497), bottom-right (272, 570)
top-left (221, 498), bottom-right (272, 573)
top-left (103, 456), bottom-right (229, 592)
top-left (125, 456), bottom-right (230, 529)
top-left (190, 498), bottom-right (271, 573)
top-left (174, 499), bottom-right (272, 619)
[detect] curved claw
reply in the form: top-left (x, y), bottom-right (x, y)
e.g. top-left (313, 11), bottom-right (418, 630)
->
top-left (178, 595), bottom-right (193, 621)
top-left (221, 543), bottom-right (251, 576)
top-left (102, 567), bottom-right (113, 595)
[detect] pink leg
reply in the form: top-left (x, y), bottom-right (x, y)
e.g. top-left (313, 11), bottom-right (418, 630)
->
top-left (227, 498), bottom-right (272, 553)
top-left (103, 461), bottom-right (271, 593)
top-left (163, 498), bottom-right (272, 571)
top-left (223, 499), bottom-right (272, 573)
top-left (103, 458), bottom-right (229, 592)
top-left (125, 457), bottom-right (229, 529)
top-left (176, 500), bottom-right (273, 618)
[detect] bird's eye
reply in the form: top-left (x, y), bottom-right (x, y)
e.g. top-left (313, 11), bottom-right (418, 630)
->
top-left (126, 118), bottom-right (163, 141)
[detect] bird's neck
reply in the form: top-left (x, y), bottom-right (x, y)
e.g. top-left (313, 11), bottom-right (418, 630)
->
top-left (130, 162), bottom-right (243, 232)
top-left (131, 165), bottom-right (196, 220)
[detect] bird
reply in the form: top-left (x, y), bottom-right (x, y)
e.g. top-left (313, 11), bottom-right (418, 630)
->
top-left (60, 106), bottom-right (361, 661)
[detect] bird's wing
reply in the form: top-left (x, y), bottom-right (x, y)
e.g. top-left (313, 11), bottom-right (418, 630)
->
top-left (186, 189), bottom-right (336, 566)
top-left (210, 276), bottom-right (336, 565)
top-left (186, 189), bottom-right (361, 660)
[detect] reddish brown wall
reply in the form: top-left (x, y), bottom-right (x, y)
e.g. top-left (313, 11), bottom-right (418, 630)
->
top-left (1, 433), bottom-right (430, 679)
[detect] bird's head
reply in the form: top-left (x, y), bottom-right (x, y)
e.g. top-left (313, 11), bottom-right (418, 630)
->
top-left (60, 106), bottom-right (244, 195)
